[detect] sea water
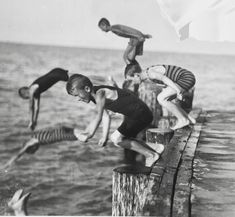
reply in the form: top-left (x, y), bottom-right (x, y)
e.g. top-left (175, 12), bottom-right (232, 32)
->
top-left (0, 42), bottom-right (234, 215)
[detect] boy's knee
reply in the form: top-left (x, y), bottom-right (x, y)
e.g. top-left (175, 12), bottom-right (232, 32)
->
top-left (110, 131), bottom-right (124, 146)
top-left (157, 93), bottom-right (165, 105)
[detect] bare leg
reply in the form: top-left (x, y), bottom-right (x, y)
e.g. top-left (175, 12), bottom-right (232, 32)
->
top-left (158, 87), bottom-right (190, 130)
top-left (146, 142), bottom-right (165, 154)
top-left (111, 131), bottom-right (160, 167)
top-left (2, 138), bottom-right (39, 169)
top-left (123, 44), bottom-right (136, 64)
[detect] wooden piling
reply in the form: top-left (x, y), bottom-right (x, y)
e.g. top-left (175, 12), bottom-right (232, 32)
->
top-left (112, 109), bottom-right (203, 216)
top-left (138, 80), bottom-right (163, 127)
top-left (112, 165), bottom-right (151, 216)
top-left (146, 128), bottom-right (174, 146)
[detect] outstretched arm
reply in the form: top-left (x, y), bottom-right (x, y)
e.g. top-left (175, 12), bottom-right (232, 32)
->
top-left (33, 97), bottom-right (40, 128)
top-left (28, 85), bottom-right (39, 130)
top-left (111, 25), bottom-right (145, 40)
top-left (77, 90), bottom-right (106, 142)
top-left (99, 109), bottom-right (111, 147)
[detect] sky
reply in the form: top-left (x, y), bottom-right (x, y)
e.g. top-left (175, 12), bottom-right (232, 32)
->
top-left (1, 0), bottom-right (235, 55)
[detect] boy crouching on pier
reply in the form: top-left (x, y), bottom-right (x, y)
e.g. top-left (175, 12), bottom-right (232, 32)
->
top-left (66, 74), bottom-right (164, 167)
top-left (125, 63), bottom-right (196, 130)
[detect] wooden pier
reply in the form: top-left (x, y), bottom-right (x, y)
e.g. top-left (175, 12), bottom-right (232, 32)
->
top-left (113, 79), bottom-right (235, 216)
top-left (112, 108), bottom-right (205, 216)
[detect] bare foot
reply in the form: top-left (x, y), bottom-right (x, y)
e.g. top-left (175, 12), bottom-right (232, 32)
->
top-left (8, 189), bottom-right (31, 216)
top-left (188, 115), bottom-right (196, 125)
top-left (171, 119), bottom-right (190, 130)
top-left (145, 153), bottom-right (160, 167)
top-left (146, 142), bottom-right (165, 154)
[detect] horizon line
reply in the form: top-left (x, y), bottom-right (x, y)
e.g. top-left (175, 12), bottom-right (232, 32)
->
top-left (1, 40), bottom-right (234, 57)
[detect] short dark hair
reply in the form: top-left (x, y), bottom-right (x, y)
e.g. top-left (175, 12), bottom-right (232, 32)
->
top-left (124, 59), bottom-right (142, 78)
top-left (98, 18), bottom-right (110, 27)
top-left (66, 74), bottom-right (93, 95)
top-left (18, 86), bottom-right (29, 99)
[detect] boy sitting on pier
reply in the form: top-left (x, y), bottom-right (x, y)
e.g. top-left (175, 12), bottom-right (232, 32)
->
top-left (98, 18), bottom-right (152, 65)
top-left (125, 62), bottom-right (196, 130)
top-left (66, 74), bottom-right (164, 167)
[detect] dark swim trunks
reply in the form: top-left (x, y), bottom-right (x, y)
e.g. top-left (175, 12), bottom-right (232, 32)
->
top-left (118, 115), bottom-right (152, 138)
top-left (129, 38), bottom-right (144, 56)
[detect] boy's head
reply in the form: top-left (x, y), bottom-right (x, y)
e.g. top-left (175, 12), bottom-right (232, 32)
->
top-left (124, 59), bottom-right (142, 78)
top-left (66, 74), bottom-right (93, 103)
top-left (18, 86), bottom-right (30, 99)
top-left (98, 18), bottom-right (110, 32)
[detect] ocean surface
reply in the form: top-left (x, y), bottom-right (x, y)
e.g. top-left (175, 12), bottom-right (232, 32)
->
top-left (0, 42), bottom-right (234, 215)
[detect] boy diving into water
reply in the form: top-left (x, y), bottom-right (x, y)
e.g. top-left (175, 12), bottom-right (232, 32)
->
top-left (18, 68), bottom-right (117, 131)
top-left (2, 125), bottom-right (84, 169)
top-left (18, 68), bottom-right (69, 131)
top-left (125, 62), bottom-right (196, 130)
top-left (66, 74), bottom-right (164, 167)
top-left (98, 18), bottom-right (152, 65)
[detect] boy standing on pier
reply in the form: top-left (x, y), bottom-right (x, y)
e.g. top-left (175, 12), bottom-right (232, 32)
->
top-left (66, 74), bottom-right (164, 167)
top-left (125, 63), bottom-right (196, 130)
top-left (98, 18), bottom-right (152, 65)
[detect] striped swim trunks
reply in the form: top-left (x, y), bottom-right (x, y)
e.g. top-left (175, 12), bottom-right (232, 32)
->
top-left (32, 126), bottom-right (77, 145)
top-left (163, 65), bottom-right (196, 91)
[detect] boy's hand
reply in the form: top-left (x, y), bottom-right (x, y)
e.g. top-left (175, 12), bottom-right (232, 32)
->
top-left (98, 138), bottom-right (108, 147)
top-left (77, 133), bottom-right (89, 142)
top-left (133, 74), bottom-right (141, 84)
top-left (74, 129), bottom-right (89, 142)
top-left (145, 34), bottom-right (152, 39)
top-left (28, 121), bottom-right (36, 131)
top-left (177, 91), bottom-right (184, 101)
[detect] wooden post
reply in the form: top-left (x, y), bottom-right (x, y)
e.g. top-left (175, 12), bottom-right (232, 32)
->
top-left (146, 128), bottom-right (174, 146)
top-left (138, 80), bottom-right (163, 127)
top-left (112, 165), bottom-right (151, 216)
top-left (158, 116), bottom-right (177, 130)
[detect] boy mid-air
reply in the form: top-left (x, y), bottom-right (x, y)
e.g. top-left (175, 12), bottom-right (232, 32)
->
top-left (18, 68), bottom-right (69, 131)
top-left (66, 74), bottom-right (164, 167)
top-left (98, 18), bottom-right (152, 65)
top-left (125, 63), bottom-right (196, 130)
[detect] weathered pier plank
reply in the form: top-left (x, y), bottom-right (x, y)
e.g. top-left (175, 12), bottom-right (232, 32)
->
top-left (172, 119), bottom-right (205, 217)
top-left (143, 128), bottom-right (192, 216)
top-left (143, 108), bottom-right (203, 216)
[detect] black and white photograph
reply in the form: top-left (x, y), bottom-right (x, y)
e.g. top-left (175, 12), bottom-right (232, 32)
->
top-left (0, 0), bottom-right (235, 216)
